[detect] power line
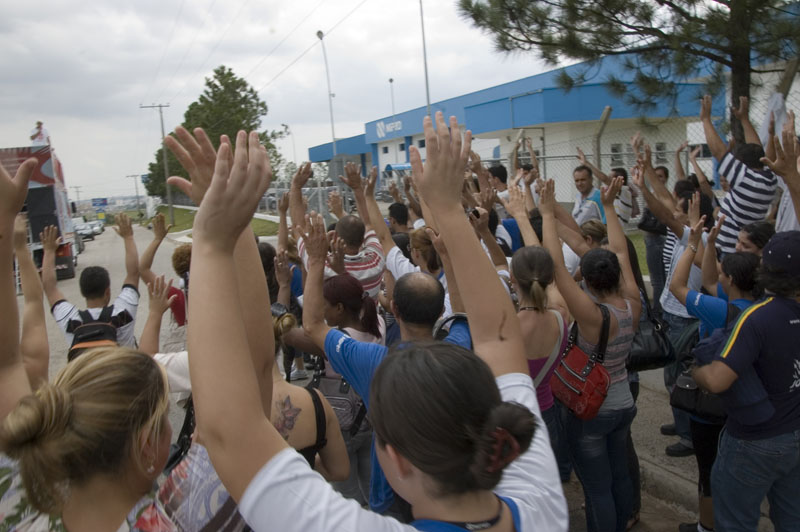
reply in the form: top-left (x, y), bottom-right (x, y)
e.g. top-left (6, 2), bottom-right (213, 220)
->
top-left (170, 0), bottom-right (256, 103)
top-left (141, 0), bottom-right (188, 107)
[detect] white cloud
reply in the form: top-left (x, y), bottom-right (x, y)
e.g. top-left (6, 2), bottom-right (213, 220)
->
top-left (0, 0), bottom-right (549, 199)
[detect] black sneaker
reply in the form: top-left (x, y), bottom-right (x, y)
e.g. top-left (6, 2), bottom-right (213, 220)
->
top-left (678, 523), bottom-right (698, 532)
top-left (660, 423), bottom-right (677, 436)
top-left (666, 442), bottom-right (694, 457)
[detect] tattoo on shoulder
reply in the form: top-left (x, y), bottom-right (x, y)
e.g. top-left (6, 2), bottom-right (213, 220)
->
top-left (273, 396), bottom-right (302, 440)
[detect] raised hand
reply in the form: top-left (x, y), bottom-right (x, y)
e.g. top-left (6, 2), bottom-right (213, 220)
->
top-left (274, 250), bottom-right (292, 286)
top-left (388, 181), bottom-right (401, 203)
top-left (706, 214), bottom-right (726, 244)
top-left (277, 192), bottom-right (289, 215)
top-left (300, 212), bottom-right (329, 263)
top-left (768, 111), bottom-right (776, 137)
top-left (499, 183), bottom-right (527, 219)
top-left (152, 212), bottom-right (172, 241)
top-left (576, 147), bottom-right (588, 165)
top-left (40, 225), bottom-right (62, 253)
top-left (700, 95), bottom-right (712, 122)
top-left (165, 126), bottom-right (220, 206)
top-left (783, 110), bottom-right (796, 136)
top-left (0, 158), bottom-right (36, 220)
top-left (403, 176), bottom-right (412, 195)
top-left (340, 162), bottom-right (363, 191)
top-left (687, 191), bottom-right (701, 227)
top-left (687, 215), bottom-right (707, 249)
top-left (630, 132), bottom-right (642, 156)
top-left (477, 186), bottom-right (498, 212)
top-left (631, 163), bottom-right (645, 189)
top-left (642, 144), bottom-right (654, 168)
top-left (13, 214), bottom-right (29, 251)
top-left (538, 179), bottom-right (556, 216)
top-left (425, 227), bottom-right (448, 259)
top-left (148, 275), bottom-right (177, 316)
top-left (411, 112), bottom-right (472, 209)
top-left (364, 166), bottom-right (378, 197)
top-left (327, 190), bottom-right (344, 218)
top-left (114, 213), bottom-right (134, 239)
top-left (511, 168), bottom-right (524, 188)
top-left (327, 236), bottom-right (346, 274)
top-left (690, 145), bottom-right (702, 160)
top-left (292, 162), bottom-right (313, 189)
top-left (469, 207), bottom-right (490, 235)
top-left (193, 131), bottom-right (272, 253)
top-left (761, 127), bottom-right (800, 180)
top-left (730, 96), bottom-right (749, 122)
top-left (601, 176), bottom-right (623, 207)
top-left (677, 140), bottom-right (689, 153)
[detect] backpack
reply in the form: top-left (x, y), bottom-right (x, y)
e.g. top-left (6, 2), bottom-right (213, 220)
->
top-left (67, 307), bottom-right (119, 361)
top-left (307, 356), bottom-right (368, 437)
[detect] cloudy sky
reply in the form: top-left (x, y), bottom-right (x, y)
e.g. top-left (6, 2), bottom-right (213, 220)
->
top-left (0, 0), bottom-right (552, 199)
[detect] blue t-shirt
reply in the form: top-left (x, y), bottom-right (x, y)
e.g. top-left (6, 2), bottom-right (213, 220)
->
top-left (716, 297), bottom-right (800, 440)
top-left (324, 320), bottom-right (472, 513)
top-left (587, 189), bottom-right (607, 224)
top-left (685, 290), bottom-right (751, 338)
top-left (290, 264), bottom-right (303, 299)
top-left (411, 495), bottom-right (521, 531)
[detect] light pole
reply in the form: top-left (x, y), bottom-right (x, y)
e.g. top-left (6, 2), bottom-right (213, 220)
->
top-left (317, 30), bottom-right (336, 215)
top-left (126, 174), bottom-right (142, 215)
top-left (389, 78), bottom-right (396, 120)
top-left (419, 0), bottom-right (432, 117)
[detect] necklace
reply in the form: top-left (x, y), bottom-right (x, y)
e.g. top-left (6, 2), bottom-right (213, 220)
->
top-left (439, 498), bottom-right (503, 531)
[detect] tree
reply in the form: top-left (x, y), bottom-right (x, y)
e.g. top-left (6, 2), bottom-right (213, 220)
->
top-left (459, 0), bottom-right (800, 142)
top-left (145, 65), bottom-right (287, 197)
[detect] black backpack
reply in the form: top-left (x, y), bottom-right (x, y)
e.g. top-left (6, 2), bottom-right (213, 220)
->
top-left (67, 307), bottom-right (119, 361)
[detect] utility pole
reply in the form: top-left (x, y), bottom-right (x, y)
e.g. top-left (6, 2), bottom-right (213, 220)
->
top-left (126, 174), bottom-right (143, 215)
top-left (419, 0), bottom-right (432, 117)
top-left (140, 103), bottom-right (174, 226)
top-left (317, 30), bottom-right (335, 215)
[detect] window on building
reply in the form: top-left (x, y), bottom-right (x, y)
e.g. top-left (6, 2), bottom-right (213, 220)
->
top-left (418, 139), bottom-right (426, 148)
top-left (399, 143), bottom-right (405, 152)
top-left (655, 142), bottom-right (667, 163)
top-left (382, 146), bottom-right (389, 154)
top-left (610, 143), bottom-right (623, 166)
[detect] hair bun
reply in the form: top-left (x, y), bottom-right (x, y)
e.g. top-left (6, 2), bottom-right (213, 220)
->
top-left (469, 401), bottom-right (536, 489)
top-left (1, 386), bottom-right (73, 455)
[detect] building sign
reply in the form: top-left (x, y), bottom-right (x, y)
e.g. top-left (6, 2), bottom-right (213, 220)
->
top-left (376, 120), bottom-right (402, 139)
top-left (91, 198), bottom-right (108, 207)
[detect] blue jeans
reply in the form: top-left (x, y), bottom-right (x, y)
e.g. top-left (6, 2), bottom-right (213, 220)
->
top-left (711, 429), bottom-right (800, 532)
top-left (566, 405), bottom-right (637, 532)
top-left (644, 233), bottom-right (666, 316)
top-left (542, 403), bottom-right (572, 482)
top-left (662, 311), bottom-right (695, 448)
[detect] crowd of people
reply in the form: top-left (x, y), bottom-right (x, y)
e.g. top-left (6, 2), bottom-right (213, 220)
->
top-left (0, 96), bottom-right (798, 532)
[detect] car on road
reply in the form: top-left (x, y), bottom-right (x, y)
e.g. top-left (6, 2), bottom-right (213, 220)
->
top-left (75, 223), bottom-right (95, 241)
top-left (88, 220), bottom-right (104, 234)
top-left (375, 190), bottom-right (394, 203)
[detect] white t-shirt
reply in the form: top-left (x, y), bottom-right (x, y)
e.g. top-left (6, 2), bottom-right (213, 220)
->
top-left (239, 372), bottom-right (568, 531)
top-left (385, 246), bottom-right (452, 318)
top-left (660, 227), bottom-right (708, 319)
top-left (154, 351), bottom-right (191, 403)
top-left (52, 285), bottom-right (139, 348)
top-left (562, 243), bottom-right (581, 277)
top-left (775, 179), bottom-right (800, 233)
top-left (412, 218), bottom-right (426, 230)
top-left (30, 127), bottom-right (49, 146)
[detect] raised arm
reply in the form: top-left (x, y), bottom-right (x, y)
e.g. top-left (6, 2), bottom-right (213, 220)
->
top-left (642, 144), bottom-right (676, 208)
top-left (289, 162), bottom-right (312, 234)
top-left (674, 141), bottom-right (689, 181)
top-left (139, 275), bottom-right (176, 356)
top-left (40, 225), bottom-right (66, 307)
top-left (404, 176), bottom-right (424, 220)
top-left (114, 213), bottom-right (139, 288)
top-left (689, 146), bottom-right (716, 200)
top-left (730, 96), bottom-right (762, 147)
top-left (13, 215), bottom-right (49, 390)
top-left (326, 190), bottom-right (345, 220)
top-left (701, 215), bottom-right (725, 296)
top-left (187, 130), bottom-right (279, 501)
top-left (0, 157), bottom-right (36, 420)
top-left (427, 228), bottom-right (464, 314)
top-left (761, 124), bottom-right (800, 224)
top-left (471, 207), bottom-right (508, 271)
top-left (139, 212), bottom-right (172, 286)
top-left (340, 162), bottom-right (372, 231)
top-left (274, 250), bottom-right (293, 308)
top-left (632, 165), bottom-right (684, 238)
top-left (577, 146), bottom-right (611, 185)
top-left (540, 179), bottom-right (606, 344)
top-left (500, 184), bottom-right (540, 246)
top-left (277, 192), bottom-right (290, 252)
top-left (300, 213), bottom-right (333, 350)
top-left (363, 170), bottom-right (396, 253)
top-left (601, 178), bottom-right (642, 318)
top-left (412, 112), bottom-right (526, 376)
top-left (669, 216), bottom-right (707, 307)
top-left (701, 95), bottom-right (729, 161)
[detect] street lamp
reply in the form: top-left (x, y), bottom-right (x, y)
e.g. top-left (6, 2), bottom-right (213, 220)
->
top-left (317, 30), bottom-right (336, 215)
top-left (419, 0), bottom-right (432, 117)
top-left (389, 78), bottom-right (396, 120)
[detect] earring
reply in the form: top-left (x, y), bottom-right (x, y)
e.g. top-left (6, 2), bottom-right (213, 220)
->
top-left (146, 463), bottom-right (155, 474)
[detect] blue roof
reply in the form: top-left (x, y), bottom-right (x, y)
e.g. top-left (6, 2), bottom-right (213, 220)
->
top-left (308, 134), bottom-right (369, 162)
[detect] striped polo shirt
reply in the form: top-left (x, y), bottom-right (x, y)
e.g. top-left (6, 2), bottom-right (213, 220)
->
top-left (299, 230), bottom-right (385, 301)
top-left (716, 152), bottom-right (778, 254)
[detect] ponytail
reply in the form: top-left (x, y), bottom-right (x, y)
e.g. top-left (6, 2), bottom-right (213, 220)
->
top-left (360, 291), bottom-right (382, 340)
top-left (528, 279), bottom-right (548, 312)
top-left (511, 246), bottom-right (554, 311)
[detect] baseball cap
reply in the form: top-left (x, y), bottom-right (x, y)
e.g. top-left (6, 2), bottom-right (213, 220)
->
top-left (761, 230), bottom-right (800, 272)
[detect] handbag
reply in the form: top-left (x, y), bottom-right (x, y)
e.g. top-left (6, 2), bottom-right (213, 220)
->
top-left (669, 370), bottom-right (726, 424)
top-left (637, 208), bottom-right (667, 236)
top-left (308, 356), bottom-right (369, 436)
top-left (626, 290), bottom-right (674, 372)
top-left (550, 305), bottom-right (611, 420)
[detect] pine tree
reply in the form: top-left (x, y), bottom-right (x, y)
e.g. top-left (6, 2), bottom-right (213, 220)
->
top-left (459, 0), bottom-right (799, 141)
top-left (145, 66), bottom-right (286, 197)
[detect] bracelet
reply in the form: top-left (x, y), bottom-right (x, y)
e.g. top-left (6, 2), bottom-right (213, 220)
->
top-left (688, 244), bottom-right (698, 253)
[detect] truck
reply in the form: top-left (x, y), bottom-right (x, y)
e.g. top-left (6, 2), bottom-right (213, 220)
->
top-left (0, 145), bottom-right (78, 279)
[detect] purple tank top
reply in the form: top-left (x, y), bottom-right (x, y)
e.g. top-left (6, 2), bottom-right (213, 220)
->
top-left (527, 309), bottom-right (568, 411)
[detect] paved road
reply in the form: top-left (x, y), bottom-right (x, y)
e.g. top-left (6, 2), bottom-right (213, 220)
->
top-left (19, 224), bottom-right (767, 531)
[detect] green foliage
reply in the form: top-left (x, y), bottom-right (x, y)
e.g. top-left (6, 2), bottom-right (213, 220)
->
top-left (459, 0), bottom-right (800, 141)
top-left (145, 66), bottom-right (286, 197)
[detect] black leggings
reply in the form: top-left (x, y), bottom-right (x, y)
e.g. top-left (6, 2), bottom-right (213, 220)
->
top-left (689, 418), bottom-right (724, 496)
top-left (626, 381), bottom-right (641, 514)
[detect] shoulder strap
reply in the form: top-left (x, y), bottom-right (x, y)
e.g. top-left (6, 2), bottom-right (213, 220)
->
top-left (98, 305), bottom-right (114, 323)
top-left (306, 387), bottom-right (327, 449)
top-left (534, 310), bottom-right (566, 388)
top-left (349, 402), bottom-right (368, 437)
top-left (78, 309), bottom-right (94, 324)
top-left (594, 304), bottom-right (611, 364)
top-left (725, 303), bottom-right (743, 325)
